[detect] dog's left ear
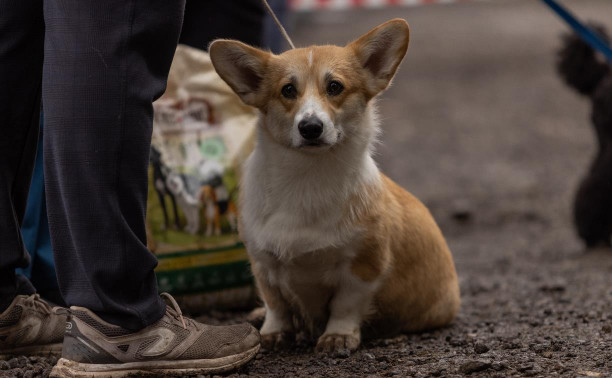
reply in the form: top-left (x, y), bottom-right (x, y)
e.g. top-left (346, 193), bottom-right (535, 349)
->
top-left (348, 19), bottom-right (410, 96)
top-left (209, 40), bottom-right (271, 108)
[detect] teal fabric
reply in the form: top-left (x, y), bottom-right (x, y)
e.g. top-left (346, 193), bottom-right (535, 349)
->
top-left (16, 114), bottom-right (59, 294)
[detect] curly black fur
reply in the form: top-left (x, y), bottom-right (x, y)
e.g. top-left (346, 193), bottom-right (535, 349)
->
top-left (557, 24), bottom-right (612, 248)
top-left (557, 25), bottom-right (610, 96)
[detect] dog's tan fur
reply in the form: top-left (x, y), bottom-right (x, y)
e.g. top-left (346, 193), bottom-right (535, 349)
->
top-left (200, 185), bottom-right (221, 236)
top-left (210, 19), bottom-right (459, 356)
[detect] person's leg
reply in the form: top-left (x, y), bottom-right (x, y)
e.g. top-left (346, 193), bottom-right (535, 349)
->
top-left (0, 1), bottom-right (68, 360)
top-left (0, 0), bottom-right (43, 311)
top-left (42, 0), bottom-right (184, 331)
top-left (41, 5), bottom-right (261, 373)
top-left (179, 0), bottom-right (265, 51)
top-left (20, 116), bottom-right (66, 306)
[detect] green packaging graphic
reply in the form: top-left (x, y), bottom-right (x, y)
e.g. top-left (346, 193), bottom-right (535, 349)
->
top-left (146, 45), bottom-right (258, 311)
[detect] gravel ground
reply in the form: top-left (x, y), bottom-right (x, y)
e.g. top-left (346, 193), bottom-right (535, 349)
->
top-left (2, 0), bottom-right (612, 376)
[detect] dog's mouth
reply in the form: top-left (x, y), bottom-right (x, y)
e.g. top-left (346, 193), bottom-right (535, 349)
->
top-left (298, 140), bottom-right (332, 150)
top-left (302, 141), bottom-right (327, 147)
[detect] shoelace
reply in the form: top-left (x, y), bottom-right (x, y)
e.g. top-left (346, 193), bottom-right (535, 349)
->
top-left (48, 293), bottom-right (196, 331)
top-left (161, 292), bottom-right (196, 330)
top-left (22, 294), bottom-right (52, 315)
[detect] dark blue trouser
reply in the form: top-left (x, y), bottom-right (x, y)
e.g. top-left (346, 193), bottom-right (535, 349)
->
top-left (0, 0), bottom-right (185, 330)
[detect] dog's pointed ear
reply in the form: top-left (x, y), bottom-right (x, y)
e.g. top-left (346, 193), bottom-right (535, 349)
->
top-left (209, 40), bottom-right (271, 108)
top-left (348, 19), bottom-right (410, 96)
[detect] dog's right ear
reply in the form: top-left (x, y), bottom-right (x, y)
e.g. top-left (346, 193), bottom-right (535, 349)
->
top-left (348, 19), bottom-right (410, 97)
top-left (209, 40), bottom-right (270, 108)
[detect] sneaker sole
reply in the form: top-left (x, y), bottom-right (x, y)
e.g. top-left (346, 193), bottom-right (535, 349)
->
top-left (49, 344), bottom-right (260, 377)
top-left (0, 343), bottom-right (62, 360)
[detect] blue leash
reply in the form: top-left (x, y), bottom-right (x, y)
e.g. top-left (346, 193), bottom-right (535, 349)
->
top-left (541, 0), bottom-right (612, 64)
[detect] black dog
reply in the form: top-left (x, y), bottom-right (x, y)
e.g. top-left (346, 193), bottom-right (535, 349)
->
top-left (149, 146), bottom-right (181, 231)
top-left (557, 25), bottom-right (612, 248)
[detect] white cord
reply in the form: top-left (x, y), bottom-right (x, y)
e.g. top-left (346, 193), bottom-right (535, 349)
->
top-left (261, 0), bottom-right (296, 49)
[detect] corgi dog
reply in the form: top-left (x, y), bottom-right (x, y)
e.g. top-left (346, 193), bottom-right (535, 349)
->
top-left (209, 19), bottom-right (460, 356)
top-left (201, 184), bottom-right (238, 236)
top-left (201, 185), bottom-right (222, 236)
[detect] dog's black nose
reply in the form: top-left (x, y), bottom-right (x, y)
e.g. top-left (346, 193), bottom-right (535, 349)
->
top-left (298, 117), bottom-right (323, 140)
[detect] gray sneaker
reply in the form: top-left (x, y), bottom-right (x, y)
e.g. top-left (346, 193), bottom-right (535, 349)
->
top-left (50, 293), bottom-right (260, 377)
top-left (0, 294), bottom-right (66, 359)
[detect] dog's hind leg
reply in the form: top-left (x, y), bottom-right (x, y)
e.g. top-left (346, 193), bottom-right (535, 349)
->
top-left (227, 203), bottom-right (238, 232)
top-left (188, 208), bottom-right (200, 235)
top-left (205, 219), bottom-right (213, 237)
top-left (169, 192), bottom-right (181, 229)
top-left (214, 211), bottom-right (221, 236)
top-left (155, 189), bottom-right (169, 231)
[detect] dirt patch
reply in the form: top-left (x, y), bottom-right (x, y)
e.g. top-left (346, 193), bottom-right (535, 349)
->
top-left (0, 356), bottom-right (56, 378)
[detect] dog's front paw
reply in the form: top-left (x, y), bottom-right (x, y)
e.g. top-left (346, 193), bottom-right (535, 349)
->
top-left (246, 307), bottom-right (266, 328)
top-left (315, 333), bottom-right (360, 357)
top-left (261, 332), bottom-right (293, 351)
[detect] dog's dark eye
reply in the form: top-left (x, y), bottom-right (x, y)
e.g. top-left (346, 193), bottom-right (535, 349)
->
top-left (327, 80), bottom-right (344, 96)
top-left (281, 84), bottom-right (297, 99)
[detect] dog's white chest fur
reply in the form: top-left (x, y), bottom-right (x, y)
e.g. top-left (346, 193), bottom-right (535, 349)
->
top-left (239, 129), bottom-right (381, 259)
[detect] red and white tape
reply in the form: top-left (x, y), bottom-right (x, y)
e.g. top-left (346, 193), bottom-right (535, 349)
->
top-left (289, 0), bottom-right (471, 11)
